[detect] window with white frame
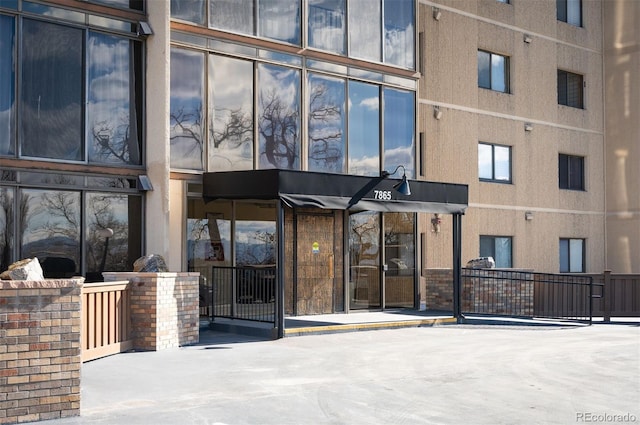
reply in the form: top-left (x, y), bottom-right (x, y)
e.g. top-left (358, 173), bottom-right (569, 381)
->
top-left (480, 236), bottom-right (512, 268)
top-left (478, 50), bottom-right (509, 93)
top-left (559, 238), bottom-right (585, 272)
top-left (558, 70), bottom-right (584, 109)
top-left (478, 143), bottom-right (511, 183)
top-left (557, 0), bottom-right (581, 27)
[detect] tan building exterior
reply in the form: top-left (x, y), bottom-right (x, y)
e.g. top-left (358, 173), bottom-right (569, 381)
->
top-left (604, 0), bottom-right (640, 273)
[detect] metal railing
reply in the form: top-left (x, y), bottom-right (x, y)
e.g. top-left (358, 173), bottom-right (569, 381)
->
top-left (210, 266), bottom-right (277, 324)
top-left (462, 268), bottom-right (600, 323)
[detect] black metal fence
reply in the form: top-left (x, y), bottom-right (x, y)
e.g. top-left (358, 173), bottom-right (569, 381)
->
top-left (462, 268), bottom-right (600, 323)
top-left (207, 266), bottom-right (277, 324)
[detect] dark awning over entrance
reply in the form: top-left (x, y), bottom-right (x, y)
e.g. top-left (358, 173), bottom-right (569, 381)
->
top-left (203, 169), bottom-right (468, 214)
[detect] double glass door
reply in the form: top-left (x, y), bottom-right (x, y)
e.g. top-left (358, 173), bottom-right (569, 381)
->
top-left (348, 211), bottom-right (415, 310)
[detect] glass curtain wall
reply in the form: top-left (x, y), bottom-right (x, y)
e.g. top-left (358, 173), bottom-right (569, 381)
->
top-left (2, 13), bottom-right (143, 164)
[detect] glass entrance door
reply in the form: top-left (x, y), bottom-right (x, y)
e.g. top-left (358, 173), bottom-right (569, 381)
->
top-left (348, 211), bottom-right (415, 310)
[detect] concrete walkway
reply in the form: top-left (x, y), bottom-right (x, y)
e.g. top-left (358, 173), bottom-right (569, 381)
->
top-left (29, 321), bottom-right (639, 425)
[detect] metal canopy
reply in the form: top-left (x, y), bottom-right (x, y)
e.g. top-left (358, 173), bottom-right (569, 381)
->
top-left (203, 169), bottom-right (468, 214)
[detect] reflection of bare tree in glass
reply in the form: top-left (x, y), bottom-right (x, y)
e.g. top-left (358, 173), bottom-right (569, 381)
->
top-left (0, 188), bottom-right (15, 271)
top-left (259, 90), bottom-right (299, 168)
top-left (39, 192), bottom-right (80, 242)
top-left (212, 107), bottom-right (253, 149)
top-left (308, 82), bottom-right (343, 168)
top-left (86, 195), bottom-right (128, 272)
top-left (170, 105), bottom-right (203, 165)
top-left (237, 230), bottom-right (276, 266)
top-left (91, 116), bottom-right (139, 164)
top-left (349, 215), bottom-right (379, 265)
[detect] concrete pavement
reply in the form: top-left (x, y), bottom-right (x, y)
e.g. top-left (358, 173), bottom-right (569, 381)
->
top-left (28, 322), bottom-right (640, 425)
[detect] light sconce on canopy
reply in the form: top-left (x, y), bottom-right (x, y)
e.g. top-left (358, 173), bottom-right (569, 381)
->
top-left (381, 165), bottom-right (411, 196)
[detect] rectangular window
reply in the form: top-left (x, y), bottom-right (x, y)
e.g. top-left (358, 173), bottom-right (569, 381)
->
top-left (478, 50), bottom-right (509, 93)
top-left (559, 238), bottom-right (585, 272)
top-left (170, 47), bottom-right (205, 170)
top-left (559, 154), bottom-right (584, 190)
top-left (557, 70), bottom-right (584, 109)
top-left (480, 236), bottom-right (512, 268)
top-left (478, 143), bottom-right (511, 183)
top-left (20, 19), bottom-right (83, 161)
top-left (209, 0), bottom-right (254, 35)
top-left (258, 0), bottom-right (301, 45)
top-left (557, 0), bottom-right (581, 27)
top-left (0, 14), bottom-right (15, 156)
top-left (308, 0), bottom-right (345, 55)
top-left (171, 0), bottom-right (206, 25)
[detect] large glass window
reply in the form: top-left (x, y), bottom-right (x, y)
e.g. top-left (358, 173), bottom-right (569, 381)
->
top-left (384, 0), bottom-right (414, 69)
top-left (4, 16), bottom-right (142, 164)
top-left (308, 73), bottom-right (346, 173)
top-left (479, 143), bottom-right (511, 183)
top-left (560, 238), bottom-right (585, 272)
top-left (21, 19), bottom-right (83, 160)
top-left (85, 193), bottom-right (142, 276)
top-left (171, 0), bottom-right (206, 25)
top-left (259, 0), bottom-right (301, 45)
top-left (21, 189), bottom-right (82, 275)
top-left (170, 48), bottom-right (205, 170)
top-left (258, 63), bottom-right (301, 169)
top-left (209, 0), bottom-right (254, 35)
top-left (559, 153), bottom-right (584, 191)
top-left (349, 0), bottom-right (381, 62)
top-left (480, 235), bottom-right (512, 268)
top-left (348, 81), bottom-right (379, 176)
top-left (0, 187), bottom-right (14, 273)
top-left (0, 15), bottom-right (14, 157)
top-left (384, 212), bottom-right (415, 308)
top-left (308, 0), bottom-right (345, 55)
top-left (88, 32), bottom-right (141, 165)
top-left (478, 50), bottom-right (509, 93)
top-left (209, 55), bottom-right (254, 171)
top-left (90, 0), bottom-right (143, 10)
top-left (383, 88), bottom-right (415, 178)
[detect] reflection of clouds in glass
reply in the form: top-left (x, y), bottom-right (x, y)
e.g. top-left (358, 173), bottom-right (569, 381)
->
top-left (259, 0), bottom-right (300, 44)
top-left (349, 0), bottom-right (381, 61)
top-left (170, 49), bottom-right (205, 102)
top-left (260, 65), bottom-right (298, 106)
top-left (308, 0), bottom-right (345, 53)
top-left (384, 145), bottom-right (413, 173)
top-left (385, 22), bottom-right (414, 68)
top-left (349, 154), bottom-right (379, 176)
top-left (0, 109), bottom-right (12, 155)
top-left (360, 97), bottom-right (380, 111)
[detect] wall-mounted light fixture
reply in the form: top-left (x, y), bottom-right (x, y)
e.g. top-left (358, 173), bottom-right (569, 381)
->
top-left (138, 175), bottom-right (154, 191)
top-left (434, 106), bottom-right (443, 120)
top-left (381, 165), bottom-right (411, 195)
top-left (524, 34), bottom-right (532, 44)
top-left (525, 211), bottom-right (534, 220)
top-left (433, 7), bottom-right (442, 21)
top-left (431, 213), bottom-right (442, 233)
top-left (524, 123), bottom-right (533, 132)
top-left (137, 21), bottom-right (153, 37)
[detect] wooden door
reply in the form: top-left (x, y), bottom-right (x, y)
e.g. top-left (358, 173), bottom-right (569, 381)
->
top-left (295, 212), bottom-right (335, 315)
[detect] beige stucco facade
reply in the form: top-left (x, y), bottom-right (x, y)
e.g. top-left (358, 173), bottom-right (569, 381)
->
top-left (420, 0), bottom-right (609, 272)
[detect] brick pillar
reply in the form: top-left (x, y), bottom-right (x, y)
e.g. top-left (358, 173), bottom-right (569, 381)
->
top-left (102, 272), bottom-right (199, 351)
top-left (0, 279), bottom-right (82, 424)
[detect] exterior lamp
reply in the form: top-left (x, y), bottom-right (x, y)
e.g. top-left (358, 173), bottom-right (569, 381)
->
top-left (382, 165), bottom-right (411, 196)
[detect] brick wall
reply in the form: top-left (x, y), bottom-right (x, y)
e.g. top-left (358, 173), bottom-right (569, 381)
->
top-left (103, 273), bottom-right (199, 351)
top-left (0, 279), bottom-right (82, 424)
top-left (424, 269), bottom-right (454, 311)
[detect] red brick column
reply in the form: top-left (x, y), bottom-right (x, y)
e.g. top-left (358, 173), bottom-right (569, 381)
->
top-left (424, 269), bottom-right (454, 311)
top-left (103, 272), bottom-right (199, 351)
top-left (0, 279), bottom-right (82, 424)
